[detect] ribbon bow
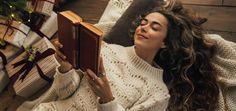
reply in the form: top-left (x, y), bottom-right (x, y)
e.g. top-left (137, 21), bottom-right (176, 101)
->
top-left (10, 47), bottom-right (55, 85)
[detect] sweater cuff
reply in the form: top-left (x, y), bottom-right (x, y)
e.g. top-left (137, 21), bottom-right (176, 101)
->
top-left (54, 67), bottom-right (80, 99)
top-left (55, 67), bottom-right (75, 77)
top-left (97, 98), bottom-right (120, 111)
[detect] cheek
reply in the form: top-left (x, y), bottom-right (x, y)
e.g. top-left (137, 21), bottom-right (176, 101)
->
top-left (149, 32), bottom-right (166, 46)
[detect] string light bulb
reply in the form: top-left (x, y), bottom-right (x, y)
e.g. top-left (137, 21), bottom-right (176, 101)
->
top-left (11, 13), bottom-right (15, 17)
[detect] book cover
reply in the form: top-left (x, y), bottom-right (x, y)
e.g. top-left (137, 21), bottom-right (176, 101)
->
top-left (58, 11), bottom-right (103, 75)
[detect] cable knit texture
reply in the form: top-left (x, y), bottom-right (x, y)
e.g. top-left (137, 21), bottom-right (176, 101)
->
top-left (94, 0), bottom-right (133, 35)
top-left (17, 34), bottom-right (236, 111)
top-left (207, 34), bottom-right (236, 111)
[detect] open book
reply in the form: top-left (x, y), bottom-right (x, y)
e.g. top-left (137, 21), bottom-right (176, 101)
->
top-left (57, 11), bottom-right (103, 75)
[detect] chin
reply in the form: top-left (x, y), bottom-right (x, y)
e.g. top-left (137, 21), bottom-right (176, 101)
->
top-left (134, 40), bottom-right (144, 49)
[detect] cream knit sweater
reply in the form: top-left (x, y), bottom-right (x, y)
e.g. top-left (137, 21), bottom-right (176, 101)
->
top-left (207, 34), bottom-right (236, 111)
top-left (17, 34), bottom-right (236, 111)
top-left (17, 42), bottom-right (170, 111)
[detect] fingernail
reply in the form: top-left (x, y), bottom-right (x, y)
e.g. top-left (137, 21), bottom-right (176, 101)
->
top-left (60, 44), bottom-right (63, 48)
top-left (63, 56), bottom-right (66, 59)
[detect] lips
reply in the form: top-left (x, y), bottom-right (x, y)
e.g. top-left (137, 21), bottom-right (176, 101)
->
top-left (137, 34), bottom-right (148, 39)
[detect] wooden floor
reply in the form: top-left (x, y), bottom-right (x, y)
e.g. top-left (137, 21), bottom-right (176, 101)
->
top-left (181, 0), bottom-right (236, 42)
top-left (57, 0), bottom-right (109, 24)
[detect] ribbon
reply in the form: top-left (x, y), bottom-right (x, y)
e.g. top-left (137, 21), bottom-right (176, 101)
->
top-left (0, 20), bottom-right (28, 48)
top-left (9, 48), bottom-right (55, 85)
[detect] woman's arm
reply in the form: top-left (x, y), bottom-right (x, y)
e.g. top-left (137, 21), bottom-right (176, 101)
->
top-left (208, 34), bottom-right (236, 86)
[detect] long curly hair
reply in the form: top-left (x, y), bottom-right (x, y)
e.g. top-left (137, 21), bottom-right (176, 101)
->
top-left (130, 0), bottom-right (219, 110)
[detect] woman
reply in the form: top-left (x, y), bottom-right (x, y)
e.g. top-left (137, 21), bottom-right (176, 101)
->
top-left (18, 4), bottom-right (170, 111)
top-left (18, 1), bottom-right (236, 111)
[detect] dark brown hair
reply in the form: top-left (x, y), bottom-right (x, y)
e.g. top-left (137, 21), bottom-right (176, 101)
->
top-left (130, 0), bottom-right (219, 110)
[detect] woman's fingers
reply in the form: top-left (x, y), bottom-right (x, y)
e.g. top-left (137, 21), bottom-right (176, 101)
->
top-left (55, 50), bottom-right (66, 60)
top-left (54, 40), bottom-right (63, 49)
top-left (85, 69), bottom-right (104, 86)
top-left (52, 40), bottom-right (63, 49)
top-left (98, 57), bottom-right (107, 78)
top-left (86, 69), bottom-right (98, 80)
top-left (99, 57), bottom-right (105, 73)
top-left (52, 40), bottom-right (67, 60)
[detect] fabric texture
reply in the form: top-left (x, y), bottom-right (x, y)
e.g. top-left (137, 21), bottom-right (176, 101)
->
top-left (18, 42), bottom-right (170, 111)
top-left (207, 34), bottom-right (236, 111)
top-left (94, 0), bottom-right (133, 35)
top-left (17, 35), bottom-right (236, 111)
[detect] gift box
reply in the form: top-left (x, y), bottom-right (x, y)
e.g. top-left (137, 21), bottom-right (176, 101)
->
top-left (23, 31), bottom-right (41, 48)
top-left (0, 20), bottom-right (30, 47)
top-left (27, 0), bottom-right (55, 16)
top-left (0, 70), bottom-right (9, 93)
top-left (5, 37), bottom-right (60, 98)
top-left (0, 45), bottom-right (22, 70)
top-left (0, 45), bottom-right (21, 92)
top-left (39, 11), bottom-right (58, 39)
top-left (24, 11), bottom-right (57, 46)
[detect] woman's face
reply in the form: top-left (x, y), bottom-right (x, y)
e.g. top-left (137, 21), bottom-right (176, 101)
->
top-left (134, 12), bottom-right (168, 52)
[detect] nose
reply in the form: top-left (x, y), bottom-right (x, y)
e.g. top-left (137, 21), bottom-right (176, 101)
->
top-left (140, 24), bottom-right (149, 33)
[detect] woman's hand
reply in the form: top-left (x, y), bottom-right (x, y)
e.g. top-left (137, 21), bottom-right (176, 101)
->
top-left (84, 58), bottom-right (114, 104)
top-left (52, 40), bottom-right (73, 73)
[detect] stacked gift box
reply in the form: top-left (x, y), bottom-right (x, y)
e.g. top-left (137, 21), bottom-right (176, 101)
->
top-left (6, 37), bottom-right (60, 98)
top-left (0, 0), bottom-right (60, 98)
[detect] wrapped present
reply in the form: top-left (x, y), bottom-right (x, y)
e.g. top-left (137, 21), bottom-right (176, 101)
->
top-left (27, 0), bottom-right (55, 16)
top-left (39, 11), bottom-right (58, 39)
top-left (0, 45), bottom-right (22, 70)
top-left (24, 11), bottom-right (57, 43)
top-left (0, 45), bottom-right (21, 92)
top-left (23, 31), bottom-right (41, 48)
top-left (0, 20), bottom-right (30, 47)
top-left (0, 70), bottom-right (9, 93)
top-left (6, 37), bottom-right (60, 98)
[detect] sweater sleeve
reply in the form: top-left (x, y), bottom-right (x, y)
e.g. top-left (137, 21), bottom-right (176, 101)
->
top-left (208, 34), bottom-right (236, 86)
top-left (207, 34), bottom-right (236, 111)
top-left (54, 68), bottom-right (82, 99)
top-left (97, 94), bottom-right (169, 111)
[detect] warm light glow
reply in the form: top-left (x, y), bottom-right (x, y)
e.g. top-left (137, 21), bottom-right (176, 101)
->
top-left (11, 14), bottom-right (14, 17)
